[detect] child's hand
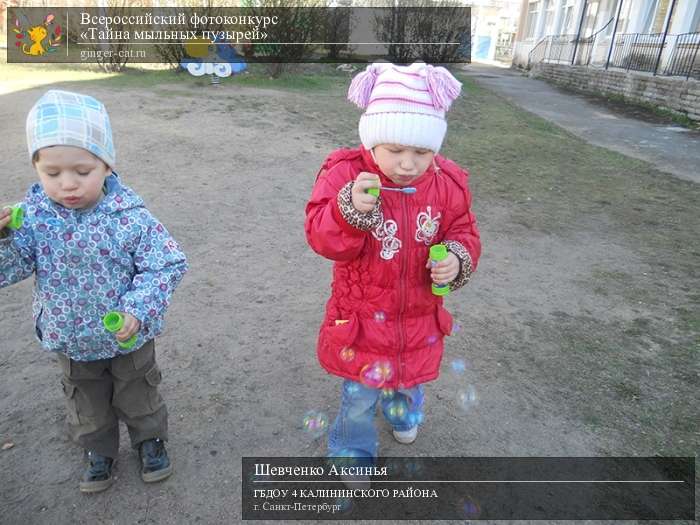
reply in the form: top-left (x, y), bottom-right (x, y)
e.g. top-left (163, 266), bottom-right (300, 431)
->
top-left (0, 207), bottom-right (11, 234)
top-left (115, 313), bottom-right (140, 342)
top-left (351, 172), bottom-right (380, 213)
top-left (426, 252), bottom-right (459, 284)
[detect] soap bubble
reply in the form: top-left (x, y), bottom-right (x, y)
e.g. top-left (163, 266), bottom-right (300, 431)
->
top-left (450, 359), bottom-right (467, 374)
top-left (345, 382), bottom-right (361, 397)
top-left (360, 361), bottom-right (393, 388)
top-left (384, 398), bottom-right (409, 426)
top-left (463, 497), bottom-right (481, 518)
top-left (406, 410), bottom-right (424, 427)
top-left (302, 410), bottom-right (329, 438)
top-left (380, 387), bottom-right (395, 400)
top-left (457, 385), bottom-right (478, 412)
top-left (335, 497), bottom-right (353, 513)
top-left (373, 311), bottom-right (387, 323)
top-left (339, 347), bottom-right (355, 362)
top-left (426, 335), bottom-right (438, 345)
top-left (403, 458), bottom-right (424, 478)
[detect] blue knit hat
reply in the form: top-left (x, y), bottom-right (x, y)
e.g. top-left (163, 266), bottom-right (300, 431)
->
top-left (26, 90), bottom-right (116, 168)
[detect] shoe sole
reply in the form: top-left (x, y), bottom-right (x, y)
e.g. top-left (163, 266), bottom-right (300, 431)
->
top-left (142, 464), bottom-right (173, 483)
top-left (392, 432), bottom-right (417, 444)
top-left (79, 478), bottom-right (113, 493)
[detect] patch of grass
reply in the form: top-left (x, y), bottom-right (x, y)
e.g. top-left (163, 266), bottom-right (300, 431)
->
top-left (674, 306), bottom-right (700, 333)
top-left (581, 410), bottom-right (602, 427)
top-left (229, 67), bottom-right (346, 91)
top-left (598, 90), bottom-right (700, 130)
top-left (612, 380), bottom-right (641, 401)
top-left (521, 305), bottom-right (698, 455)
top-left (0, 62), bottom-right (347, 95)
top-left (446, 73), bottom-right (700, 273)
top-left (0, 62), bottom-right (117, 93)
top-left (533, 71), bottom-right (700, 130)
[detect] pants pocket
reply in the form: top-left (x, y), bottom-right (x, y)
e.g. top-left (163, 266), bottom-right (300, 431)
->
top-left (131, 340), bottom-right (156, 371)
top-left (145, 363), bottom-right (165, 412)
top-left (116, 363), bottom-right (165, 418)
top-left (61, 379), bottom-right (80, 426)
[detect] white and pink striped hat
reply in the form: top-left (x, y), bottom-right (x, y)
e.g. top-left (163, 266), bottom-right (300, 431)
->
top-left (348, 62), bottom-right (462, 153)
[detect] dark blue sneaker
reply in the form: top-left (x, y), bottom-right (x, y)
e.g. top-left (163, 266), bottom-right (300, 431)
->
top-left (139, 438), bottom-right (173, 483)
top-left (80, 451), bottom-right (114, 493)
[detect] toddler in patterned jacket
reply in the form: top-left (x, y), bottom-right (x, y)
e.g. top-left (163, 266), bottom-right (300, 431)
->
top-left (0, 90), bottom-right (187, 493)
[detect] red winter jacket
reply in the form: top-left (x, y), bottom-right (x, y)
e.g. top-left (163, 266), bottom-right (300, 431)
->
top-left (305, 146), bottom-right (481, 389)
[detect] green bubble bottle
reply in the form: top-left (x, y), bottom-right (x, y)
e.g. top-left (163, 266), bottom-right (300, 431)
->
top-left (2, 204), bottom-right (24, 230)
top-left (430, 244), bottom-right (450, 296)
top-left (103, 311), bottom-right (138, 349)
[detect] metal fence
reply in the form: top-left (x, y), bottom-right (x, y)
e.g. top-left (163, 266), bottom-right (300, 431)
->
top-left (664, 32), bottom-right (700, 80)
top-left (610, 32), bottom-right (665, 73)
top-left (527, 33), bottom-right (595, 67)
top-left (529, 30), bottom-right (700, 80)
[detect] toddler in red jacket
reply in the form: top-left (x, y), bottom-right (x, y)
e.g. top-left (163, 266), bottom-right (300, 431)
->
top-left (304, 62), bottom-right (481, 462)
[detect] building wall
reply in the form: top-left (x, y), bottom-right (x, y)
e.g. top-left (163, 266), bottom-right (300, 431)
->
top-left (512, 0), bottom-right (700, 70)
top-left (471, 1), bottom-right (522, 62)
top-left (531, 62), bottom-right (700, 120)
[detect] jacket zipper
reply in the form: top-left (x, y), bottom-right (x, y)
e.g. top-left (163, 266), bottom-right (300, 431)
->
top-left (397, 194), bottom-right (408, 387)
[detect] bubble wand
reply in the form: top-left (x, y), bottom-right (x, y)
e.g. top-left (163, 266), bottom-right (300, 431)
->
top-left (366, 186), bottom-right (416, 197)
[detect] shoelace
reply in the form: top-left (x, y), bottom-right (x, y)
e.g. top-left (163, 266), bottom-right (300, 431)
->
top-left (87, 452), bottom-right (110, 472)
top-left (142, 440), bottom-right (164, 467)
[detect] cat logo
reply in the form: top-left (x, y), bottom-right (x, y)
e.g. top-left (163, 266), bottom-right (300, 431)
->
top-left (13, 13), bottom-right (62, 56)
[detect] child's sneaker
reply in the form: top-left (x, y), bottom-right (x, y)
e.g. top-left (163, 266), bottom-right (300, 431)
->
top-left (139, 438), bottom-right (173, 483)
top-left (392, 426), bottom-right (418, 444)
top-left (79, 451), bottom-right (114, 493)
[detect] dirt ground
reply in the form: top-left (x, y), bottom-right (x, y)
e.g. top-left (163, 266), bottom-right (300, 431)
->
top-left (0, 69), bottom-right (697, 525)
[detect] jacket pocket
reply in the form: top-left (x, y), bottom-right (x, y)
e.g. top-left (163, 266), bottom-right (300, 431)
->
top-left (323, 312), bottom-right (360, 349)
top-left (436, 305), bottom-right (454, 336)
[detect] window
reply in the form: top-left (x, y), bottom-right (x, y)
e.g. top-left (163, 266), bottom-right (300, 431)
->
top-left (615, 0), bottom-right (633, 34)
top-left (543, 0), bottom-right (557, 36)
top-left (691, 3), bottom-right (700, 32)
top-left (560, 0), bottom-right (576, 34)
top-left (582, 1), bottom-right (599, 37)
top-left (526, 1), bottom-right (541, 39)
top-left (639, 0), bottom-right (660, 33)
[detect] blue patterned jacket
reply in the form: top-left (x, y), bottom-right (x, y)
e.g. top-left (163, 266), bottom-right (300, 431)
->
top-left (0, 173), bottom-right (188, 361)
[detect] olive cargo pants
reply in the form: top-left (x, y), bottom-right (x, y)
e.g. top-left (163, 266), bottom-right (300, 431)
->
top-left (57, 340), bottom-right (168, 459)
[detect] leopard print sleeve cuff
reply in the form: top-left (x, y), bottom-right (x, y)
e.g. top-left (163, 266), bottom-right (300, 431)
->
top-left (337, 181), bottom-right (383, 232)
top-left (443, 239), bottom-right (474, 291)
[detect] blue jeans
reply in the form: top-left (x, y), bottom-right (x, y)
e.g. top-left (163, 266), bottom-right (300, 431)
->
top-left (328, 380), bottom-right (425, 460)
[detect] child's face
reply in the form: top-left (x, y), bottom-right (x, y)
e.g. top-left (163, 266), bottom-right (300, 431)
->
top-left (34, 146), bottom-right (111, 209)
top-left (372, 144), bottom-right (435, 186)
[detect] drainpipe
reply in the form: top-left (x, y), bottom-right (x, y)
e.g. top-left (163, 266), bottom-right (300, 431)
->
top-left (653, 0), bottom-right (678, 76)
top-left (605, 0), bottom-right (624, 70)
top-left (572, 0), bottom-right (589, 65)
